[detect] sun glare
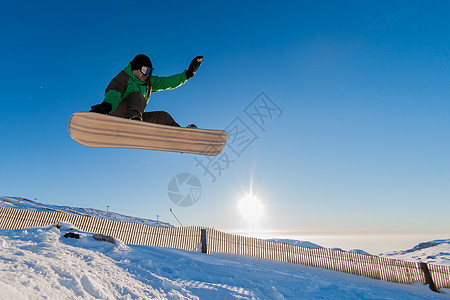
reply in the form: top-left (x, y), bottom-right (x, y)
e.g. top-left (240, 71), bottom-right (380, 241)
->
top-left (238, 194), bottom-right (264, 223)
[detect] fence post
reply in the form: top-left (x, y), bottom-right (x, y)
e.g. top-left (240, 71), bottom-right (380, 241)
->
top-left (419, 262), bottom-right (439, 293)
top-left (201, 228), bottom-right (208, 254)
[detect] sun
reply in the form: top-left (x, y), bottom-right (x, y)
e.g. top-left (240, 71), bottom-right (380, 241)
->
top-left (238, 194), bottom-right (264, 223)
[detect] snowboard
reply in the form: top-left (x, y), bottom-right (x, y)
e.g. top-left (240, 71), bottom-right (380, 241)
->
top-left (68, 112), bottom-right (228, 156)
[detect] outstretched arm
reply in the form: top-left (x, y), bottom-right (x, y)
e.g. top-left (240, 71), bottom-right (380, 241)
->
top-left (151, 56), bottom-right (204, 92)
top-left (150, 72), bottom-right (189, 92)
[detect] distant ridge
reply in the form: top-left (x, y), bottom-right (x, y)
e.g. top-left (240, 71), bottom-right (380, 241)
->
top-left (380, 239), bottom-right (450, 266)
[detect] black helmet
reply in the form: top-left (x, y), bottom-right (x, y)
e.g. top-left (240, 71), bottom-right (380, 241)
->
top-left (131, 54), bottom-right (152, 70)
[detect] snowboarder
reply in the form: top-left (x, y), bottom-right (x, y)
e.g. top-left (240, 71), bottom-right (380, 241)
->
top-left (89, 54), bottom-right (203, 128)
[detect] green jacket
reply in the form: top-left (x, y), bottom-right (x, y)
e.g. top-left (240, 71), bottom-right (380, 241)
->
top-left (103, 63), bottom-right (189, 113)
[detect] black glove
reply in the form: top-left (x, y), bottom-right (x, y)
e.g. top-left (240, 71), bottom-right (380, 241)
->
top-left (186, 56), bottom-right (203, 79)
top-left (90, 102), bottom-right (112, 114)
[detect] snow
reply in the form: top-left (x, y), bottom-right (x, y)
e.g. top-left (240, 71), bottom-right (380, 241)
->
top-left (1, 197), bottom-right (450, 299)
top-left (380, 239), bottom-right (450, 266)
top-left (1, 225), bottom-right (449, 299)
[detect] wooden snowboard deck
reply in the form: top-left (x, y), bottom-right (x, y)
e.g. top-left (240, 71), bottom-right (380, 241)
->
top-left (69, 112), bottom-right (228, 156)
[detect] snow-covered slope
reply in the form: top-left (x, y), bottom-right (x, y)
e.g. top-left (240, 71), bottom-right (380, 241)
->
top-left (1, 225), bottom-right (448, 299)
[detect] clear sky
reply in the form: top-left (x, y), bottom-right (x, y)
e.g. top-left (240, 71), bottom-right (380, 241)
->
top-left (1, 0), bottom-right (449, 253)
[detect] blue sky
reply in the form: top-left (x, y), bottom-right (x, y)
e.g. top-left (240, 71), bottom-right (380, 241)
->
top-left (1, 0), bottom-right (449, 253)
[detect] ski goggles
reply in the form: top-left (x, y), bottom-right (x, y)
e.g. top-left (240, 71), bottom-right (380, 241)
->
top-left (141, 66), bottom-right (153, 76)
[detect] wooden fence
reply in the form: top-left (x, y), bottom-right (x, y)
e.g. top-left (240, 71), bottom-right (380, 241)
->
top-left (205, 228), bottom-right (449, 292)
top-left (0, 206), bottom-right (202, 252)
top-left (0, 206), bottom-right (448, 292)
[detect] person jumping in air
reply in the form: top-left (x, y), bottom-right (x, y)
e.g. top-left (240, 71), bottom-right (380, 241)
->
top-left (90, 54), bottom-right (203, 128)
